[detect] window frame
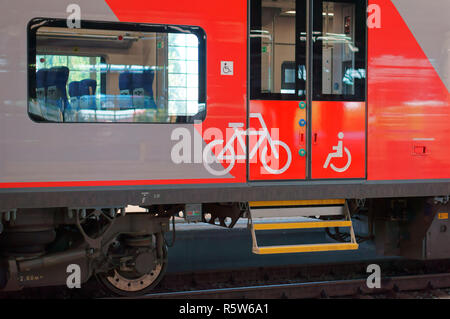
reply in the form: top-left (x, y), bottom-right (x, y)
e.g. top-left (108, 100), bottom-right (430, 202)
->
top-left (27, 17), bottom-right (207, 124)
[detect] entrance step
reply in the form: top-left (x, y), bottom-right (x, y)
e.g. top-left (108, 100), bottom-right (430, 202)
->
top-left (248, 200), bottom-right (358, 254)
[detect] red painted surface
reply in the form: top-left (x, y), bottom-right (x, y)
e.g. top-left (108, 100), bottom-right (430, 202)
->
top-left (3, 0), bottom-right (449, 190)
top-left (249, 100), bottom-right (307, 180)
top-left (367, 0), bottom-right (450, 180)
top-left (0, 0), bottom-right (249, 189)
top-left (311, 101), bottom-right (366, 179)
top-left (106, 0), bottom-right (249, 183)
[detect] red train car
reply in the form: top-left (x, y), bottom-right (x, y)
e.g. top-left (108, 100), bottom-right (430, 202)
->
top-left (0, 0), bottom-right (449, 295)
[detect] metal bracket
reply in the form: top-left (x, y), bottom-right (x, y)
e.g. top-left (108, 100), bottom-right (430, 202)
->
top-left (0, 209), bottom-right (17, 234)
top-left (202, 203), bottom-right (243, 228)
top-left (1, 209), bottom-right (17, 222)
top-left (74, 208), bottom-right (117, 250)
top-left (356, 198), bottom-right (367, 209)
top-left (434, 196), bottom-right (450, 205)
top-left (1, 259), bottom-right (23, 292)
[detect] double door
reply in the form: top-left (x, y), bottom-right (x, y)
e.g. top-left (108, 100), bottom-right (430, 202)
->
top-left (249, 0), bottom-right (366, 181)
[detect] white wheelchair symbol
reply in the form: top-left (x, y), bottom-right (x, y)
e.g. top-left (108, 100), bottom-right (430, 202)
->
top-left (323, 132), bottom-right (352, 173)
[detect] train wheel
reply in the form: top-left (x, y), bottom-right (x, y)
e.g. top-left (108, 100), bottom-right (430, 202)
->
top-left (97, 244), bottom-right (168, 297)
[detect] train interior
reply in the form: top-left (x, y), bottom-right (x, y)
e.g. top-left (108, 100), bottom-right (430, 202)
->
top-left (30, 26), bottom-right (203, 123)
top-left (259, 0), bottom-right (358, 96)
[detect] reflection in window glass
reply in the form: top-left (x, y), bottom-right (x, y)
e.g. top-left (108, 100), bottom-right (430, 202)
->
top-left (321, 1), bottom-right (363, 96)
top-left (168, 33), bottom-right (200, 117)
top-left (250, 0), bottom-right (306, 99)
top-left (29, 23), bottom-right (205, 123)
top-left (259, 0), bottom-right (296, 95)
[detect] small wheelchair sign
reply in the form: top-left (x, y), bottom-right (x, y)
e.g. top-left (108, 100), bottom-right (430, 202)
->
top-left (323, 132), bottom-right (352, 173)
top-left (221, 61), bottom-right (234, 76)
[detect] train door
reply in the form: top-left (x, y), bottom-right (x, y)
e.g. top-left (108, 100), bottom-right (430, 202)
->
top-left (310, 0), bottom-right (366, 179)
top-left (249, 0), bottom-right (366, 181)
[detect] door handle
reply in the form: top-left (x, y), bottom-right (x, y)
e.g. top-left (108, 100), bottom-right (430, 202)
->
top-left (313, 133), bottom-right (318, 144)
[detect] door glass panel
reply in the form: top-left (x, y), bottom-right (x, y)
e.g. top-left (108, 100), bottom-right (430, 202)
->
top-left (322, 2), bottom-right (357, 95)
top-left (313, 0), bottom-right (366, 101)
top-left (261, 0), bottom-right (296, 94)
top-left (250, 0), bottom-right (305, 100)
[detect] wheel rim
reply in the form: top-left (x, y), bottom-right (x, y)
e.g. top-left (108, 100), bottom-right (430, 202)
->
top-left (105, 264), bottom-right (162, 293)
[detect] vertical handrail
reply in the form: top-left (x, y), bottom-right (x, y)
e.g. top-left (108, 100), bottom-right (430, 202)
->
top-left (247, 210), bottom-right (260, 253)
top-left (343, 200), bottom-right (357, 245)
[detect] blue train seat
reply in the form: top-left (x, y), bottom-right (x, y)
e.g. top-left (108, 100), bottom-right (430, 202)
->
top-left (46, 67), bottom-right (69, 121)
top-left (79, 79), bottom-right (97, 110)
top-left (118, 72), bottom-right (133, 109)
top-left (66, 81), bottom-right (81, 122)
top-left (46, 67), bottom-right (69, 107)
top-left (68, 81), bottom-right (80, 108)
top-left (131, 70), bottom-right (157, 109)
top-left (119, 72), bottom-right (132, 95)
top-left (36, 69), bottom-right (48, 100)
top-left (33, 68), bottom-right (49, 117)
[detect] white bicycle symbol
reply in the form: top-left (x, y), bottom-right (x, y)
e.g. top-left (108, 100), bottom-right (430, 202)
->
top-left (323, 132), bottom-right (352, 173)
top-left (203, 113), bottom-right (292, 176)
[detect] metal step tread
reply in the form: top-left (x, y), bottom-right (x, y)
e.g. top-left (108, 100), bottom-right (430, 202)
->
top-left (253, 242), bottom-right (359, 254)
top-left (249, 206), bottom-right (345, 218)
top-left (249, 199), bottom-right (346, 207)
top-left (252, 220), bottom-right (352, 230)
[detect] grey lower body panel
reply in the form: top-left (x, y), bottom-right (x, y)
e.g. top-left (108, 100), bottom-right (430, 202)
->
top-left (1, 179), bottom-right (450, 210)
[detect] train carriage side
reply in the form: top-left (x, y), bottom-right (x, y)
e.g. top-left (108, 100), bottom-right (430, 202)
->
top-left (0, 0), bottom-right (449, 295)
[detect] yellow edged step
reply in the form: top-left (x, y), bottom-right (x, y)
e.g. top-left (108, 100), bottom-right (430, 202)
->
top-left (249, 200), bottom-right (359, 254)
top-left (249, 199), bottom-right (346, 207)
top-left (253, 243), bottom-right (359, 254)
top-left (253, 220), bottom-right (352, 230)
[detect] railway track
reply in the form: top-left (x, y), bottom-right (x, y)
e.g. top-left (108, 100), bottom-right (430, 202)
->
top-left (2, 259), bottom-right (450, 299)
top-left (138, 273), bottom-right (450, 299)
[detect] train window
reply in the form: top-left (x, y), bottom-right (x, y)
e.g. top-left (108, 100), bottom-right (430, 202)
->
top-left (27, 19), bottom-right (206, 123)
top-left (313, 0), bottom-right (366, 101)
top-left (250, 0), bottom-right (307, 100)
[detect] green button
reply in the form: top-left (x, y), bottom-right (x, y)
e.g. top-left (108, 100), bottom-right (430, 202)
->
top-left (299, 149), bottom-right (306, 157)
top-left (299, 101), bottom-right (306, 109)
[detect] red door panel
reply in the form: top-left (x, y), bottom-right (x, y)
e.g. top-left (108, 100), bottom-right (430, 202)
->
top-left (249, 100), bottom-right (306, 180)
top-left (311, 101), bottom-right (365, 179)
